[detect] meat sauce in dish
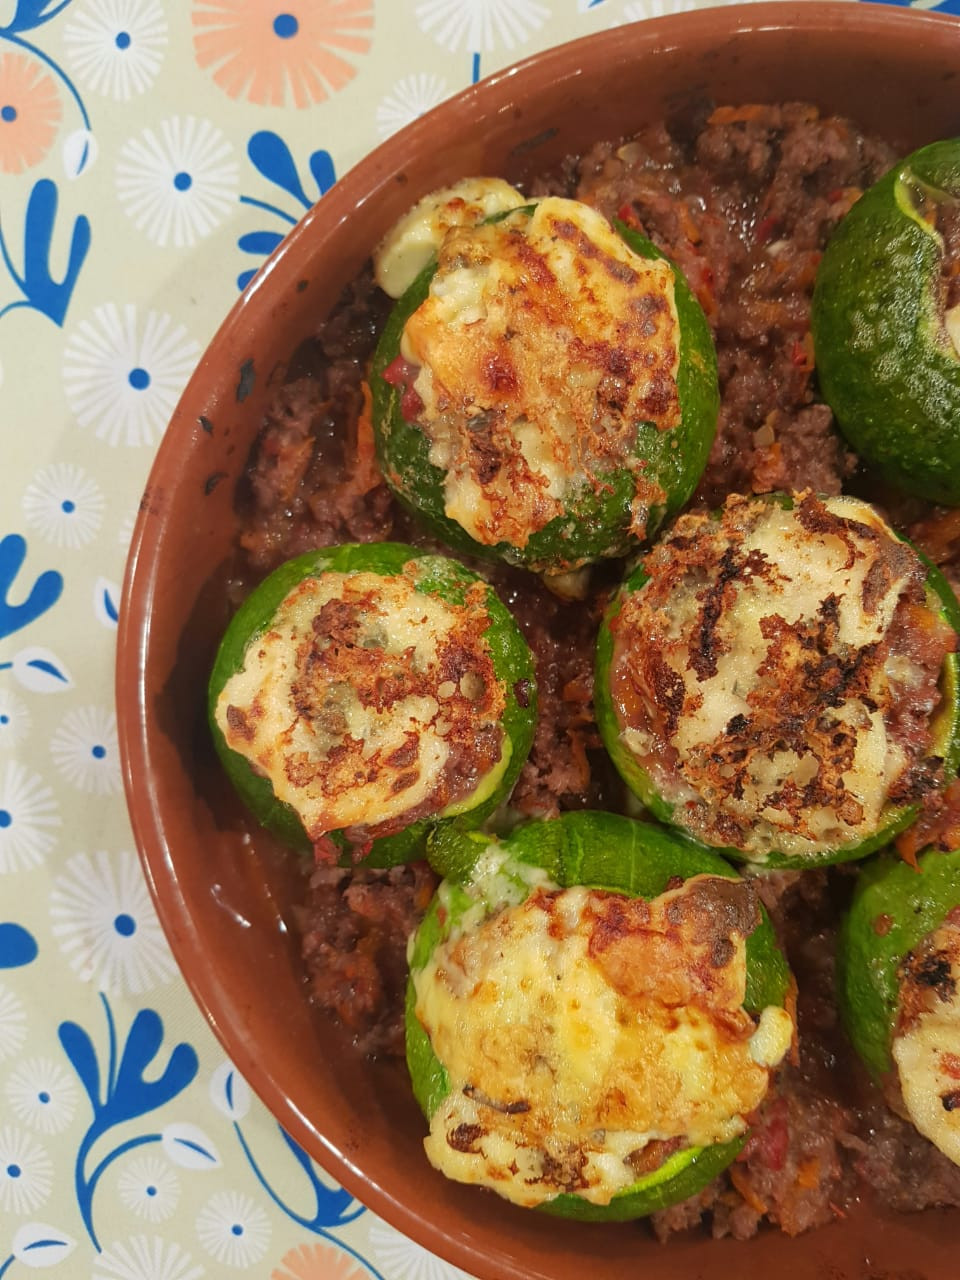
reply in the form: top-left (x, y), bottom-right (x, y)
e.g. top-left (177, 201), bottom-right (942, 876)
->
top-left (233, 102), bottom-right (960, 1238)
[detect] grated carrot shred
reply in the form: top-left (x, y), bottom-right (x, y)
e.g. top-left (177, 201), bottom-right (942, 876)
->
top-left (729, 1165), bottom-right (768, 1215)
top-left (352, 380), bottom-right (381, 497)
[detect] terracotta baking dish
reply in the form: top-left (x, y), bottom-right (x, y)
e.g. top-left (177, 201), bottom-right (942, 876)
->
top-left (117, 6), bottom-right (960, 1277)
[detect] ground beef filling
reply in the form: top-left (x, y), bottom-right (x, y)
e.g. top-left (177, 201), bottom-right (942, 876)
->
top-left (235, 101), bottom-right (960, 1236)
top-left (298, 861), bottom-right (437, 1057)
top-left (564, 102), bottom-right (895, 507)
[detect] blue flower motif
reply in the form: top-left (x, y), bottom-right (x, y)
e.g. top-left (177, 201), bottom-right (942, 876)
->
top-left (196, 1190), bottom-right (271, 1268)
top-left (0, 760), bottom-right (60, 873)
top-left (6, 1055), bottom-right (78, 1133)
top-left (22, 462), bottom-right (105, 550)
top-left (58, 994), bottom-right (199, 1250)
top-left (63, 0), bottom-right (168, 102)
top-left (0, 689), bottom-right (31, 748)
top-left (50, 849), bottom-right (176, 992)
top-left (236, 129), bottom-right (336, 290)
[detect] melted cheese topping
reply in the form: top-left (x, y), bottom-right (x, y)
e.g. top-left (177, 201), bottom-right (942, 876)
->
top-left (399, 196), bottom-right (680, 551)
top-left (373, 178), bottom-right (526, 299)
top-left (611, 492), bottom-right (946, 859)
top-left (893, 920), bottom-right (960, 1167)
top-left (215, 568), bottom-right (506, 841)
top-left (414, 874), bottom-right (792, 1207)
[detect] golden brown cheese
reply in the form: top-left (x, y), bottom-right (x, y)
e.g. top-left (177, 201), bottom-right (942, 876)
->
top-left (893, 917), bottom-right (960, 1166)
top-left (215, 568), bottom-right (507, 843)
top-left (399, 196), bottom-right (680, 549)
top-left (414, 873), bottom-right (792, 1207)
top-left (610, 492), bottom-right (952, 860)
top-left (373, 177), bottom-right (526, 299)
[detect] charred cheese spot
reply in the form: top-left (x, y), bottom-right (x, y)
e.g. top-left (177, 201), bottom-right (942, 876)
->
top-left (893, 921), bottom-right (960, 1166)
top-left (414, 872), bottom-right (792, 1208)
top-left (373, 178), bottom-right (527, 299)
top-left (610, 492), bottom-right (955, 860)
top-left (399, 197), bottom-right (679, 550)
top-left (214, 568), bottom-right (507, 843)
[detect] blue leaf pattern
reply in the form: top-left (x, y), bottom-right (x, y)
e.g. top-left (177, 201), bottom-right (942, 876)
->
top-left (58, 1020), bottom-right (102, 1112)
top-left (236, 131), bottom-right (337, 290)
top-left (23, 657), bottom-right (64, 680)
top-left (1, 645), bottom-right (73, 692)
top-left (247, 130), bottom-right (311, 206)
top-left (233, 1119), bottom-right (366, 1235)
top-left (210, 1061), bottom-right (251, 1120)
top-left (238, 230), bottom-right (285, 256)
top-left (0, 181), bottom-right (91, 326)
top-left (873, 0), bottom-right (960, 9)
top-left (58, 995), bottom-right (199, 1250)
top-left (10, 1221), bottom-right (76, 1269)
top-left (0, 535), bottom-right (63, 642)
top-left (0, 921), bottom-right (38, 967)
top-left (161, 1122), bottom-right (221, 1169)
top-left (1, 1), bottom-right (75, 34)
top-left (308, 149), bottom-right (336, 198)
top-left (93, 579), bottom-right (119, 628)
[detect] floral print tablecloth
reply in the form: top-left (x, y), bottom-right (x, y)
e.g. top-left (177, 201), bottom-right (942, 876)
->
top-left (0, 1), bottom-right (953, 1277)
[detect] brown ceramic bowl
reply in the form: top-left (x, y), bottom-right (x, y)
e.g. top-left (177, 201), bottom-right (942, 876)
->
top-left (118, 5), bottom-right (960, 1277)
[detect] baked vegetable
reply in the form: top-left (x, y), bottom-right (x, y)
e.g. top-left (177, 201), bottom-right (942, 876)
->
top-left (595, 491), bottom-right (960, 869)
top-left (812, 138), bottom-right (960, 505)
top-left (208, 543), bottom-right (537, 866)
top-left (370, 192), bottom-right (718, 576)
top-left (406, 811), bottom-right (793, 1219)
top-left (837, 846), bottom-right (960, 1166)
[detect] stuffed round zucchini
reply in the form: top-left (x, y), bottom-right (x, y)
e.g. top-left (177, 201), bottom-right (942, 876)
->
top-left (370, 182), bottom-right (719, 576)
top-left (812, 138), bottom-right (960, 505)
top-left (208, 543), bottom-right (537, 866)
top-left (406, 811), bottom-right (794, 1219)
top-left (837, 846), bottom-right (960, 1167)
top-left (595, 491), bottom-right (960, 869)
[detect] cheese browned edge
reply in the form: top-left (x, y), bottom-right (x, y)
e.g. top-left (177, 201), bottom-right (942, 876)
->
top-left (214, 565), bottom-right (508, 846)
top-left (609, 492), bottom-right (955, 860)
top-left (413, 856), bottom-right (793, 1208)
top-left (373, 178), bottom-right (527, 299)
top-left (893, 914), bottom-right (960, 1166)
top-left (395, 196), bottom-right (680, 550)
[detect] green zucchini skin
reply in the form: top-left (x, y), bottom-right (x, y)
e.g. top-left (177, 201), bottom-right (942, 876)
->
top-left (812, 138), bottom-right (960, 505)
top-left (208, 542), bottom-right (537, 868)
top-left (406, 811), bottom-right (792, 1221)
top-left (594, 505), bottom-right (960, 872)
top-left (837, 846), bottom-right (960, 1082)
top-left (369, 215), bottom-right (719, 574)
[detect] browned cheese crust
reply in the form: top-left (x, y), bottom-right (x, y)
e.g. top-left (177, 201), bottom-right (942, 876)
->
top-left (218, 571), bottom-right (506, 849)
top-left (416, 873), bottom-right (790, 1208)
top-left (609, 493), bottom-right (954, 857)
top-left (400, 199), bottom-right (680, 547)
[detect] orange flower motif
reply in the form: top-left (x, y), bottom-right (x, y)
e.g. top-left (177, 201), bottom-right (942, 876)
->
top-left (271, 1241), bottom-right (369, 1280)
top-left (0, 54), bottom-right (62, 174)
top-left (192, 0), bottom-right (373, 109)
